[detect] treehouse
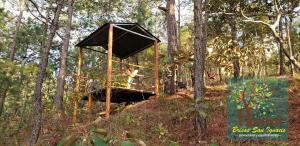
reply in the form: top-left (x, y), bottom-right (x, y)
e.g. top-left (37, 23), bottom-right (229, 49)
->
top-left (75, 23), bottom-right (160, 117)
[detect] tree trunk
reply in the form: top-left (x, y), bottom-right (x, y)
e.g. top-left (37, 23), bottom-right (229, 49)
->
top-left (54, 0), bottom-right (74, 117)
top-left (18, 78), bottom-right (30, 129)
top-left (177, 0), bottom-right (181, 51)
top-left (13, 57), bottom-right (28, 115)
top-left (285, 17), bottom-right (295, 76)
top-left (194, 0), bottom-right (207, 133)
top-left (201, 0), bottom-right (208, 88)
top-left (279, 18), bottom-right (285, 75)
top-left (177, 0), bottom-right (183, 82)
top-left (9, 0), bottom-right (25, 61)
top-left (264, 58), bottom-right (268, 76)
top-left (28, 1), bottom-right (63, 145)
top-left (274, 33), bottom-right (300, 70)
top-left (166, 0), bottom-right (177, 95)
top-left (43, 2), bottom-right (51, 36)
top-left (229, 17), bottom-right (240, 78)
top-left (218, 67), bottom-right (222, 83)
top-left (194, 0), bottom-right (203, 99)
top-left (266, 17), bottom-right (300, 70)
top-left (257, 59), bottom-right (261, 78)
top-left (0, 84), bottom-right (9, 116)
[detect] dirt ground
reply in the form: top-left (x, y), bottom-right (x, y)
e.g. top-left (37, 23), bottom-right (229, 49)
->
top-left (33, 76), bottom-right (299, 146)
top-left (104, 76), bottom-right (299, 146)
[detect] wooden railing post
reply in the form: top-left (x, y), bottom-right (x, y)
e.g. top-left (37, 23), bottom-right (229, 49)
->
top-left (73, 47), bottom-right (83, 123)
top-left (88, 93), bottom-right (93, 113)
top-left (154, 40), bottom-right (159, 98)
top-left (106, 24), bottom-right (113, 118)
top-left (120, 59), bottom-right (123, 74)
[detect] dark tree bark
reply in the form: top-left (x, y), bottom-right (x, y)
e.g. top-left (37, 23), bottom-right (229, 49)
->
top-left (9, 0), bottom-right (25, 61)
top-left (12, 55), bottom-right (29, 115)
top-left (0, 0), bottom-right (26, 116)
top-left (0, 95), bottom-right (6, 116)
top-left (166, 0), bottom-right (177, 95)
top-left (54, 0), bottom-right (74, 117)
top-left (279, 17), bottom-right (285, 75)
top-left (28, 1), bottom-right (63, 145)
top-left (201, 1), bottom-right (208, 73)
top-left (218, 67), bottom-right (222, 83)
top-left (177, 0), bottom-right (181, 52)
top-left (228, 2), bottom-right (240, 78)
top-left (177, 0), bottom-right (183, 82)
top-left (18, 78), bottom-right (30, 130)
top-left (194, 0), bottom-right (208, 133)
top-left (231, 33), bottom-right (240, 78)
top-left (194, 0), bottom-right (203, 99)
top-left (0, 82), bottom-right (9, 116)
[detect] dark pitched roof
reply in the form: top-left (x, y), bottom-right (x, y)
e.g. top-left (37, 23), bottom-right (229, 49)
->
top-left (76, 22), bottom-right (160, 59)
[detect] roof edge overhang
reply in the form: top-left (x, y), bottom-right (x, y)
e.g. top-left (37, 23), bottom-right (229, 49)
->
top-left (75, 22), bottom-right (161, 48)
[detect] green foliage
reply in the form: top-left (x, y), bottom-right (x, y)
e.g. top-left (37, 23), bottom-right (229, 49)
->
top-left (186, 98), bottom-right (209, 119)
top-left (125, 114), bottom-right (138, 125)
top-left (207, 37), bottom-right (233, 76)
top-left (155, 123), bottom-right (168, 139)
top-left (0, 59), bottom-right (36, 101)
top-left (58, 128), bottom-right (146, 146)
top-left (91, 136), bottom-right (108, 146)
top-left (168, 140), bottom-right (179, 146)
top-left (15, 19), bottom-right (46, 56)
top-left (58, 128), bottom-right (109, 146)
top-left (0, 58), bottom-right (40, 144)
top-left (0, 8), bottom-right (7, 34)
top-left (120, 140), bottom-right (134, 146)
top-left (57, 135), bottom-right (81, 146)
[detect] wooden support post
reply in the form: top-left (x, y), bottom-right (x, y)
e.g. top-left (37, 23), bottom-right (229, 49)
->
top-left (120, 59), bottom-right (123, 74)
top-left (73, 48), bottom-right (83, 123)
top-left (154, 40), bottom-right (159, 98)
top-left (106, 24), bottom-right (113, 118)
top-left (88, 93), bottom-right (93, 113)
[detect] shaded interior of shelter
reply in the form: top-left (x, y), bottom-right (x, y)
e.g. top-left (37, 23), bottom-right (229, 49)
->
top-left (81, 87), bottom-right (155, 103)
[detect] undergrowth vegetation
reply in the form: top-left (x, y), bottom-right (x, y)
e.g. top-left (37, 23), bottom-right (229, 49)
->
top-left (0, 76), bottom-right (299, 145)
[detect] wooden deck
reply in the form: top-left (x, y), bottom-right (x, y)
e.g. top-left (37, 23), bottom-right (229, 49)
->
top-left (82, 87), bottom-right (155, 103)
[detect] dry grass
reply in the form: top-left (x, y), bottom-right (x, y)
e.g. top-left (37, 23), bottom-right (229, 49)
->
top-left (9, 75), bottom-right (299, 146)
top-left (102, 75), bottom-right (300, 146)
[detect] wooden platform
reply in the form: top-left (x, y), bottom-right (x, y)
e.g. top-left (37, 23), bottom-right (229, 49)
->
top-left (82, 87), bottom-right (155, 103)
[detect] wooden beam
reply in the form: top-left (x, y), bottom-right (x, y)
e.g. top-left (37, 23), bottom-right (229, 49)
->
top-left (105, 24), bottom-right (113, 118)
top-left (113, 25), bottom-right (156, 41)
top-left (119, 59), bottom-right (123, 74)
top-left (154, 40), bottom-right (159, 98)
top-left (112, 25), bottom-right (137, 43)
top-left (88, 93), bottom-right (93, 113)
top-left (84, 47), bottom-right (108, 55)
top-left (112, 59), bottom-right (144, 68)
top-left (73, 47), bottom-right (83, 123)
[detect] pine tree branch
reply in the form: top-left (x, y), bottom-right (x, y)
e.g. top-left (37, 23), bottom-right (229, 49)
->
top-left (26, 2), bottom-right (47, 25)
top-left (158, 6), bottom-right (167, 12)
top-left (28, 0), bottom-right (48, 21)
